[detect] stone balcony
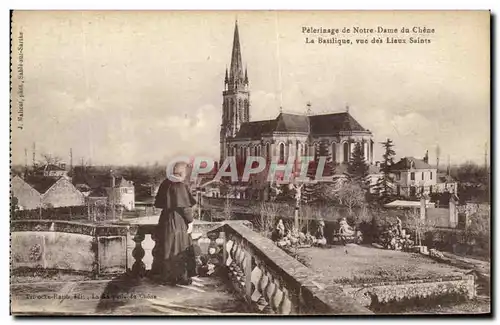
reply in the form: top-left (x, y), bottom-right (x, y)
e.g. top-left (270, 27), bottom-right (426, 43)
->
top-left (10, 218), bottom-right (372, 315)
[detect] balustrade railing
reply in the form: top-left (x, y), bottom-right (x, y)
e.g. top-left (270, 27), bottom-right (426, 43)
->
top-left (126, 220), bottom-right (371, 315)
top-left (210, 222), bottom-right (373, 315)
top-left (127, 221), bottom-right (229, 277)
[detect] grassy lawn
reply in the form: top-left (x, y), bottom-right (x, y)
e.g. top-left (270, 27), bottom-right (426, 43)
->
top-left (295, 244), bottom-right (469, 284)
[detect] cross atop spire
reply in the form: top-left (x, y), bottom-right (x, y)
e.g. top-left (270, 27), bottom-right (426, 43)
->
top-left (306, 101), bottom-right (312, 115)
top-left (229, 20), bottom-right (245, 88)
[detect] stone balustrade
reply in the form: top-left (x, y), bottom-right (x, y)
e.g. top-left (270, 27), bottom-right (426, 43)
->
top-left (12, 219), bottom-right (372, 314)
top-left (126, 221), bottom-right (251, 277)
top-left (209, 222), bottom-right (373, 315)
top-left (11, 220), bottom-right (129, 276)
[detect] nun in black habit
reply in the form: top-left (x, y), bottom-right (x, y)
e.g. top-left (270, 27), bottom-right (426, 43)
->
top-left (150, 162), bottom-right (197, 285)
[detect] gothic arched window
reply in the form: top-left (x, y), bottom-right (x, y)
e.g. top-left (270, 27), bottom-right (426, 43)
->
top-left (279, 143), bottom-right (285, 163)
top-left (239, 99), bottom-right (244, 121)
top-left (343, 142), bottom-right (349, 163)
top-left (266, 143), bottom-right (271, 159)
top-left (331, 142), bottom-right (337, 163)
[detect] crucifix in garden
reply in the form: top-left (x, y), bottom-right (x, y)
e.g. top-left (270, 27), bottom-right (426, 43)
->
top-left (270, 175), bottom-right (307, 231)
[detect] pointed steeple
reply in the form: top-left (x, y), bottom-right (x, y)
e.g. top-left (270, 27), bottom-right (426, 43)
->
top-left (224, 66), bottom-right (229, 84)
top-left (244, 66), bottom-right (249, 85)
top-left (229, 20), bottom-right (244, 88)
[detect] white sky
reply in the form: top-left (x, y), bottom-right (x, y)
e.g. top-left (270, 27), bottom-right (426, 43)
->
top-left (10, 10), bottom-right (490, 166)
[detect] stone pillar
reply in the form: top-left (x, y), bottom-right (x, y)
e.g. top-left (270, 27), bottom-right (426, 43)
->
top-left (363, 140), bottom-right (370, 162)
top-left (449, 196), bottom-right (458, 228)
top-left (420, 197), bottom-right (426, 221)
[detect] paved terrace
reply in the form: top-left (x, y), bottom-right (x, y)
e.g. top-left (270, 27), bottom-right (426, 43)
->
top-left (11, 275), bottom-right (248, 315)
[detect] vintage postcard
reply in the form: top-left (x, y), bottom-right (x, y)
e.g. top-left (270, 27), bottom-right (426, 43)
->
top-left (10, 10), bottom-right (490, 316)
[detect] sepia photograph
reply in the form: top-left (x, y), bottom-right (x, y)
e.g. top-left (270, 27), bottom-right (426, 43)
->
top-left (9, 10), bottom-right (491, 316)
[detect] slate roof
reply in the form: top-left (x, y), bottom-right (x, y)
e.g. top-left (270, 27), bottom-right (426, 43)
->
top-left (35, 164), bottom-right (66, 172)
top-left (88, 187), bottom-right (108, 198)
top-left (24, 176), bottom-right (61, 194)
top-left (233, 112), bottom-right (369, 139)
top-left (392, 157), bottom-right (433, 170)
top-left (309, 112), bottom-right (367, 134)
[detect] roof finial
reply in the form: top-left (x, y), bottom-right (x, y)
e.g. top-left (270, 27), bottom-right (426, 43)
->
top-left (279, 106), bottom-right (283, 113)
top-left (345, 103), bottom-right (350, 113)
top-left (306, 101), bottom-right (312, 115)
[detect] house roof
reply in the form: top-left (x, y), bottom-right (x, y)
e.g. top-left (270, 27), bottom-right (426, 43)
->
top-left (35, 163), bottom-right (66, 172)
top-left (24, 176), bottom-right (61, 194)
top-left (89, 187), bottom-right (108, 197)
top-left (384, 200), bottom-right (435, 208)
top-left (392, 157), bottom-right (433, 170)
top-left (233, 112), bottom-right (369, 139)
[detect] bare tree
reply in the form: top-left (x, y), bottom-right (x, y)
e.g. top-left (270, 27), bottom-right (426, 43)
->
top-left (254, 202), bottom-right (282, 238)
top-left (40, 153), bottom-right (62, 166)
top-left (336, 181), bottom-right (365, 215)
top-left (406, 208), bottom-right (437, 247)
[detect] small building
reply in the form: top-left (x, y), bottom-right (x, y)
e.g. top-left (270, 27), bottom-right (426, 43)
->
top-left (12, 175), bottom-right (85, 209)
top-left (34, 163), bottom-right (69, 178)
top-left (106, 176), bottom-right (135, 211)
top-left (384, 194), bottom-right (460, 229)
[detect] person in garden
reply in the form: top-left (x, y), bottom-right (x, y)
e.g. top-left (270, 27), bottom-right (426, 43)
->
top-left (150, 161), bottom-right (197, 285)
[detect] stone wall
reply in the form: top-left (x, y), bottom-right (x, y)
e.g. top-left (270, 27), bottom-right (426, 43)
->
top-left (212, 222), bottom-right (373, 315)
top-left (11, 220), bottom-right (128, 276)
top-left (342, 274), bottom-right (475, 308)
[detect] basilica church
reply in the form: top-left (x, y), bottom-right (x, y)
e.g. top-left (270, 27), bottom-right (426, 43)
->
top-left (219, 21), bottom-right (375, 172)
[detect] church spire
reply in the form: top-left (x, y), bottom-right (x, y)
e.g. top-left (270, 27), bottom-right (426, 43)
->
top-left (229, 20), bottom-right (244, 88)
top-left (224, 66), bottom-right (229, 84)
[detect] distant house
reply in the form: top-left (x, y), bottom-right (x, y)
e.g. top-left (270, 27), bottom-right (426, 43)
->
top-left (12, 175), bottom-right (85, 209)
top-left (106, 176), bottom-right (135, 211)
top-left (34, 163), bottom-right (69, 178)
top-left (391, 157), bottom-right (437, 198)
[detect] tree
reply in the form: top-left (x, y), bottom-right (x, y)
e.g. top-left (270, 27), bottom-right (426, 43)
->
top-left (336, 181), bottom-right (365, 216)
top-left (301, 141), bottom-right (335, 204)
top-left (406, 208), bottom-right (436, 247)
top-left (347, 142), bottom-right (369, 187)
top-left (374, 139), bottom-right (396, 202)
top-left (253, 202), bottom-right (282, 238)
top-left (40, 153), bottom-right (62, 166)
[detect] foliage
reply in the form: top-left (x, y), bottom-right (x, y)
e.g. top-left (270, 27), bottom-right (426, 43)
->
top-left (253, 202), bottom-right (283, 238)
top-left (405, 209), bottom-right (436, 247)
top-left (12, 205), bottom-right (88, 221)
top-left (464, 212), bottom-right (490, 254)
top-left (373, 138), bottom-right (396, 203)
top-left (335, 180), bottom-right (365, 215)
top-left (11, 196), bottom-right (19, 214)
top-left (347, 142), bottom-right (369, 187)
